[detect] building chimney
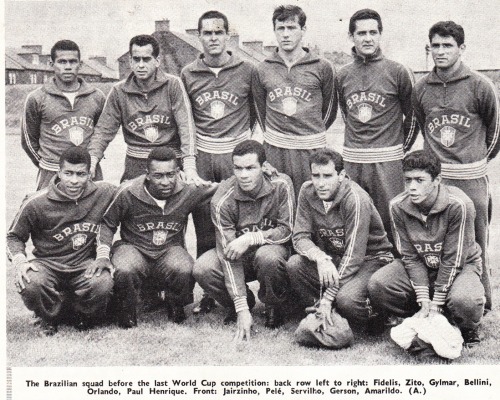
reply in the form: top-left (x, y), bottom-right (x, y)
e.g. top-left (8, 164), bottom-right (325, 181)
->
top-left (264, 45), bottom-right (277, 54)
top-left (89, 56), bottom-right (107, 66)
top-left (185, 28), bottom-right (199, 36)
top-left (243, 41), bottom-right (263, 53)
top-left (155, 19), bottom-right (170, 32)
top-left (20, 45), bottom-right (42, 54)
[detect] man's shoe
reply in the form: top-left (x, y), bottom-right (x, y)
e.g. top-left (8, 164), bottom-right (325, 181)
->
top-left (264, 306), bottom-right (284, 329)
top-left (74, 313), bottom-right (95, 331)
top-left (118, 309), bottom-right (137, 329)
top-left (192, 294), bottom-right (217, 315)
top-left (38, 320), bottom-right (58, 336)
top-left (224, 289), bottom-right (256, 325)
top-left (366, 313), bottom-right (386, 336)
top-left (462, 328), bottom-right (481, 348)
top-left (169, 304), bottom-right (186, 324)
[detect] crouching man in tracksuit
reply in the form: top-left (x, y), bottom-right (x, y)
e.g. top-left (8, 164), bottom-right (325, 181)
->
top-left (194, 140), bottom-right (295, 340)
top-left (368, 150), bottom-right (484, 347)
top-left (287, 149), bottom-right (394, 332)
top-left (94, 147), bottom-right (218, 328)
top-left (7, 147), bottom-right (116, 335)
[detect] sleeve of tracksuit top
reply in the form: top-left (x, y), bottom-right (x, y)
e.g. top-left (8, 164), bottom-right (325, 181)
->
top-left (390, 202), bottom-right (430, 303)
top-left (6, 194), bottom-right (37, 262)
top-left (478, 75), bottom-right (500, 161)
top-left (432, 194), bottom-right (476, 306)
top-left (399, 65), bottom-right (419, 152)
top-left (411, 84), bottom-right (427, 142)
top-left (321, 61), bottom-right (338, 131)
top-left (21, 91), bottom-right (42, 167)
top-left (251, 66), bottom-right (268, 133)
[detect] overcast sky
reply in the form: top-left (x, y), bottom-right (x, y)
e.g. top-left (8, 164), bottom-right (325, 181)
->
top-left (5, 0), bottom-right (499, 70)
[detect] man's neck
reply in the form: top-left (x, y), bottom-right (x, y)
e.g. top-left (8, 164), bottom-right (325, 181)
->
top-left (416, 187), bottom-right (440, 215)
top-left (55, 77), bottom-right (80, 92)
top-left (436, 60), bottom-right (462, 82)
top-left (203, 51), bottom-right (231, 68)
top-left (278, 46), bottom-right (307, 68)
top-left (135, 73), bottom-right (156, 92)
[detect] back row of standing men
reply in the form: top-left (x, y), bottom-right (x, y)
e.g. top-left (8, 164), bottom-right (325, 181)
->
top-left (11, 6), bottom-right (498, 344)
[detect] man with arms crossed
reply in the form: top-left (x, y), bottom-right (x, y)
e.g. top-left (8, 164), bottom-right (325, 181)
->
top-left (336, 9), bottom-right (418, 246)
top-left (369, 151), bottom-right (484, 346)
top-left (94, 147), bottom-right (217, 328)
top-left (22, 40), bottom-right (106, 189)
top-left (287, 149), bottom-right (393, 332)
top-left (412, 21), bottom-right (499, 311)
top-left (253, 4), bottom-right (337, 198)
top-left (7, 147), bottom-right (116, 335)
top-left (194, 140), bottom-right (295, 340)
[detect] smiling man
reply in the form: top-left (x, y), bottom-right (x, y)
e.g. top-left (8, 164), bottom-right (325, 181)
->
top-left (368, 150), bottom-right (484, 347)
top-left (412, 21), bottom-right (499, 311)
top-left (94, 147), bottom-right (217, 328)
top-left (336, 9), bottom-right (419, 249)
top-left (22, 40), bottom-right (106, 190)
top-left (194, 140), bottom-right (295, 340)
top-left (287, 148), bottom-right (393, 333)
top-left (252, 5), bottom-right (337, 198)
top-left (7, 147), bottom-right (116, 335)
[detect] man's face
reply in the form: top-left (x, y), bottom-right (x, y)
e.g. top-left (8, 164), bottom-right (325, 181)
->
top-left (404, 169), bottom-right (441, 206)
top-left (430, 34), bottom-right (464, 71)
top-left (199, 18), bottom-right (229, 57)
top-left (274, 16), bottom-right (305, 53)
top-left (350, 19), bottom-right (381, 57)
top-left (51, 50), bottom-right (81, 84)
top-left (130, 44), bottom-right (159, 82)
top-left (233, 153), bottom-right (264, 193)
top-left (146, 159), bottom-right (179, 200)
top-left (57, 161), bottom-right (89, 198)
top-left (311, 161), bottom-right (344, 201)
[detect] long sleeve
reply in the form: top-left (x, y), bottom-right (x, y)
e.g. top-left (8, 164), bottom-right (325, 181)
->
top-left (6, 196), bottom-right (36, 260)
top-left (96, 190), bottom-right (126, 257)
top-left (21, 92), bottom-right (42, 167)
top-left (479, 76), bottom-right (500, 161)
top-left (321, 62), bottom-right (337, 131)
top-left (400, 66), bottom-right (419, 152)
top-left (411, 88), bottom-right (427, 140)
top-left (335, 74), bottom-right (347, 124)
top-left (251, 67), bottom-right (267, 133)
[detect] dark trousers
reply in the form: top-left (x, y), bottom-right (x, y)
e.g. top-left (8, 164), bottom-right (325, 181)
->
top-left (20, 258), bottom-right (113, 324)
top-left (368, 259), bottom-right (484, 330)
top-left (193, 245), bottom-right (290, 308)
top-left (286, 254), bottom-right (384, 328)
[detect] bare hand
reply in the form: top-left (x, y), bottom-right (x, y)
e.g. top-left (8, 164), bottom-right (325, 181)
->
top-left (89, 164), bottom-right (97, 180)
top-left (317, 299), bottom-right (334, 329)
top-left (182, 168), bottom-right (211, 186)
top-left (233, 309), bottom-right (253, 342)
top-left (224, 235), bottom-right (251, 261)
top-left (317, 258), bottom-right (339, 288)
top-left (16, 261), bottom-right (38, 292)
top-left (262, 161), bottom-right (278, 177)
top-left (414, 301), bottom-right (430, 318)
top-left (84, 258), bottom-right (114, 279)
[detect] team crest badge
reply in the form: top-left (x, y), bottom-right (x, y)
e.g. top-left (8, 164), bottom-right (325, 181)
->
top-left (210, 100), bottom-right (225, 120)
top-left (440, 126), bottom-right (456, 147)
top-left (330, 237), bottom-right (344, 250)
top-left (68, 126), bottom-right (84, 146)
top-left (144, 125), bottom-right (159, 142)
top-left (424, 254), bottom-right (441, 269)
top-left (357, 103), bottom-right (373, 123)
top-left (282, 97), bottom-right (297, 116)
top-left (152, 230), bottom-right (167, 246)
top-left (72, 233), bottom-right (87, 250)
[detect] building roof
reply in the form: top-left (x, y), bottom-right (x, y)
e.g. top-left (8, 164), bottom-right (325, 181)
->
top-left (85, 59), bottom-right (119, 80)
top-left (6, 48), bottom-right (52, 72)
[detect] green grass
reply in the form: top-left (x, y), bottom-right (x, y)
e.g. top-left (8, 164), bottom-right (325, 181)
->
top-left (5, 93), bottom-right (500, 366)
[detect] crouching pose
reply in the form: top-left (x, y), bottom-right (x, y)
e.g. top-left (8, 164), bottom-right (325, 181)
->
top-left (95, 147), bottom-right (217, 328)
top-left (7, 147), bottom-right (116, 335)
top-left (368, 150), bottom-right (484, 346)
top-left (194, 140), bottom-right (295, 340)
top-left (287, 149), bottom-right (393, 331)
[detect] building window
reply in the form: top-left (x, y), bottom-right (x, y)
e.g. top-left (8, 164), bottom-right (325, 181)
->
top-left (43, 74), bottom-right (48, 83)
top-left (8, 72), bottom-right (16, 85)
top-left (30, 73), bottom-right (37, 84)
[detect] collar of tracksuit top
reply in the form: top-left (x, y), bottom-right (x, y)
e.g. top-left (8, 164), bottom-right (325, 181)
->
top-left (121, 68), bottom-right (172, 95)
top-left (396, 183), bottom-right (450, 223)
top-left (425, 61), bottom-right (470, 85)
top-left (46, 175), bottom-right (100, 203)
top-left (126, 175), bottom-right (185, 207)
top-left (350, 46), bottom-right (384, 65)
top-left (187, 51), bottom-right (244, 74)
top-left (231, 174), bottom-right (275, 202)
top-left (263, 47), bottom-right (320, 67)
top-left (43, 76), bottom-right (98, 98)
top-left (306, 177), bottom-right (352, 214)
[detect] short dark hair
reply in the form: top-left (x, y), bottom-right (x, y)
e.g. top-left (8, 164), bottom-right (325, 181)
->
top-left (272, 5), bottom-right (306, 29)
top-left (403, 150), bottom-right (441, 180)
top-left (232, 140), bottom-right (266, 166)
top-left (428, 21), bottom-right (465, 46)
top-left (59, 146), bottom-right (91, 170)
top-left (198, 10), bottom-right (229, 33)
top-left (129, 35), bottom-right (160, 58)
top-left (51, 40), bottom-right (81, 61)
top-left (309, 149), bottom-right (344, 173)
top-left (147, 147), bottom-right (178, 170)
top-left (349, 9), bottom-right (383, 35)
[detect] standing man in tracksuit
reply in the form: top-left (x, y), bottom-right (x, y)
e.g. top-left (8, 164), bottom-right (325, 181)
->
top-left (287, 149), bottom-right (393, 332)
top-left (369, 151), bottom-right (484, 346)
top-left (181, 11), bottom-right (257, 312)
top-left (194, 140), bottom-right (295, 340)
top-left (336, 9), bottom-right (418, 246)
top-left (412, 21), bottom-right (499, 311)
top-left (7, 147), bottom-right (116, 335)
top-left (88, 34), bottom-right (205, 185)
top-left (252, 4), bottom-right (337, 198)
top-left (94, 147), bottom-right (218, 328)
top-left (22, 40), bottom-right (106, 189)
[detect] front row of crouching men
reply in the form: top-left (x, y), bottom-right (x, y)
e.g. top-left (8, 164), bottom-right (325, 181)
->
top-left (8, 143), bottom-right (484, 347)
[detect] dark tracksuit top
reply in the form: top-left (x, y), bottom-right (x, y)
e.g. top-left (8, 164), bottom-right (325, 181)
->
top-left (180, 53), bottom-right (257, 154)
top-left (21, 77), bottom-right (106, 171)
top-left (336, 47), bottom-right (418, 163)
top-left (390, 184), bottom-right (482, 306)
top-left (211, 173), bottom-right (295, 312)
top-left (97, 176), bottom-right (217, 259)
top-left (252, 49), bottom-right (337, 149)
top-left (412, 62), bottom-right (500, 180)
top-left (88, 70), bottom-right (197, 170)
top-left (7, 179), bottom-right (116, 267)
top-left (293, 178), bottom-right (393, 299)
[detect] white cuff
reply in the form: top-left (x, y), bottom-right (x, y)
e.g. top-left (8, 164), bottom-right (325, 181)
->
top-left (96, 245), bottom-right (111, 260)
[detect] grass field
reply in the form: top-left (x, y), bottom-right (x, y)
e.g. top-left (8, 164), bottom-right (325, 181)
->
top-left (4, 87), bottom-right (500, 366)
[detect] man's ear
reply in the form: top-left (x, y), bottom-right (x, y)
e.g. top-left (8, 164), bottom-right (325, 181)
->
top-left (339, 169), bottom-right (346, 181)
